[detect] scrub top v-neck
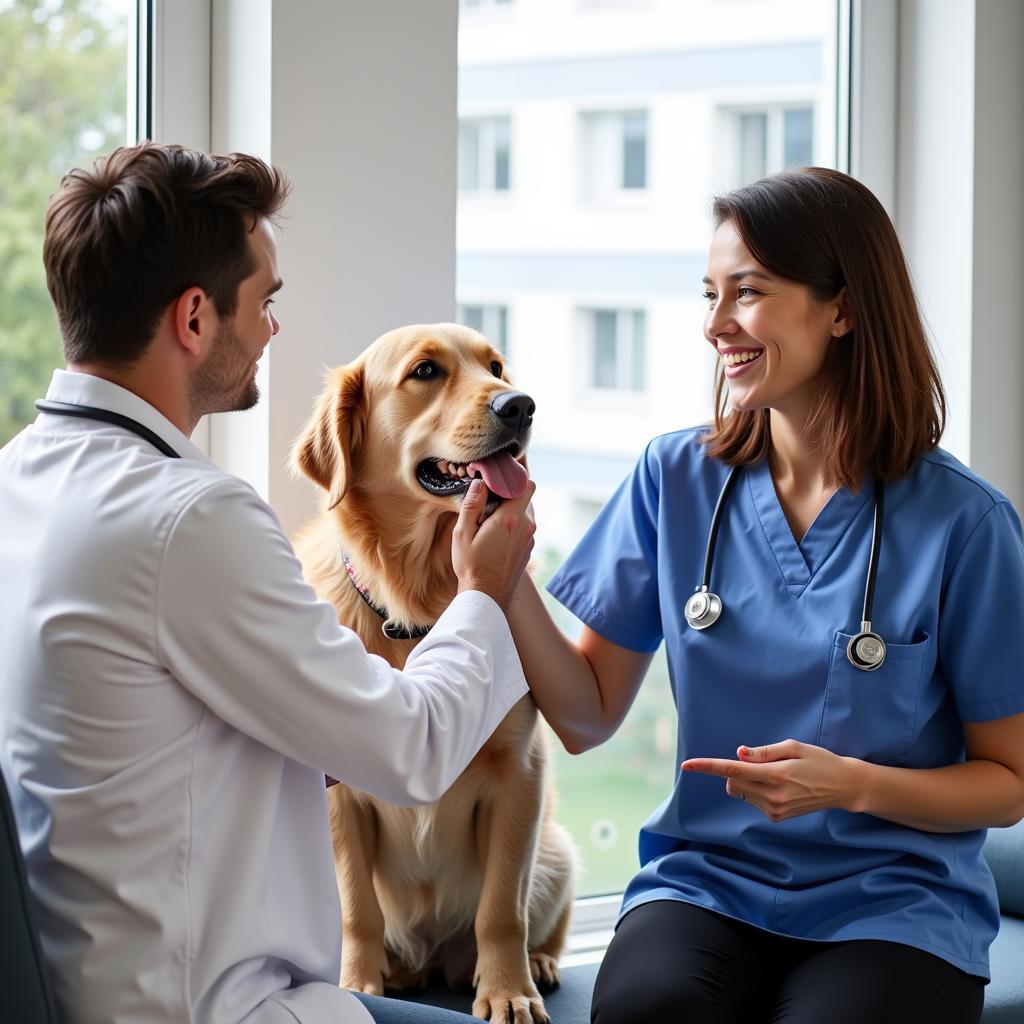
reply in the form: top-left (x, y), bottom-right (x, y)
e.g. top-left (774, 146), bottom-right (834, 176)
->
top-left (547, 426), bottom-right (1024, 980)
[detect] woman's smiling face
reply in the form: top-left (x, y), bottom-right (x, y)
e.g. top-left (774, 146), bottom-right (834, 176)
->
top-left (702, 219), bottom-right (852, 419)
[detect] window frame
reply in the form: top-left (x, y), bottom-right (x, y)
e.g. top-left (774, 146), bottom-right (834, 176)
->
top-left (457, 300), bottom-right (511, 357)
top-left (578, 107), bottom-right (650, 202)
top-left (458, 114), bottom-right (513, 195)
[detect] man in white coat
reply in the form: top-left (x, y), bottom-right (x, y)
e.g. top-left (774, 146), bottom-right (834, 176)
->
top-left (0, 142), bottom-right (536, 1024)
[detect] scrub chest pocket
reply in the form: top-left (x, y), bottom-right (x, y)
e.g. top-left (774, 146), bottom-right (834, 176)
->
top-left (817, 631), bottom-right (933, 765)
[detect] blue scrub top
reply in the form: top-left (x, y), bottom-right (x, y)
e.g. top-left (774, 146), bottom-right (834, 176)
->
top-left (547, 427), bottom-right (1024, 979)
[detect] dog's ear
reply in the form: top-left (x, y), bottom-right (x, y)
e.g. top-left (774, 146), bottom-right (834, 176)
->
top-left (291, 364), bottom-right (365, 510)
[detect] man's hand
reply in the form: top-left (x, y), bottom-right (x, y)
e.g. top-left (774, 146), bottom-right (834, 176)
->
top-left (681, 739), bottom-right (865, 822)
top-left (452, 478), bottom-right (537, 611)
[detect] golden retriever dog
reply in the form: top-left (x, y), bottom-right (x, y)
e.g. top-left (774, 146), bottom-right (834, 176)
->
top-left (290, 323), bottom-right (576, 1024)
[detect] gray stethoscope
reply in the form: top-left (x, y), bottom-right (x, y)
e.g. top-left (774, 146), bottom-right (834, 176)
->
top-left (683, 465), bottom-right (888, 671)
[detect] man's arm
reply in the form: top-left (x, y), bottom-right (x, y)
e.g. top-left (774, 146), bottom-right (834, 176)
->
top-left (155, 478), bottom-right (535, 806)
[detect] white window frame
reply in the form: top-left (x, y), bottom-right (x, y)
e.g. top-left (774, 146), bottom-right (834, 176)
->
top-left (457, 301), bottom-right (511, 358)
top-left (142, 0), bottom-right (1024, 949)
top-left (716, 100), bottom-right (819, 188)
top-left (578, 305), bottom-right (648, 400)
top-left (459, 115), bottom-right (513, 194)
top-left (578, 108), bottom-right (649, 202)
top-left (142, 0), bottom-right (213, 454)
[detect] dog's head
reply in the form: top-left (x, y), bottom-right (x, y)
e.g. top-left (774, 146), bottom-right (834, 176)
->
top-left (293, 323), bottom-right (533, 516)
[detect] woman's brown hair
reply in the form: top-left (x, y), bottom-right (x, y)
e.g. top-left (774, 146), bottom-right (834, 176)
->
top-left (43, 141), bottom-right (290, 368)
top-left (702, 167), bottom-right (946, 489)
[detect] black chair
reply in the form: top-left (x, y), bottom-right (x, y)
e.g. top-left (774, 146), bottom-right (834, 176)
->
top-left (0, 765), bottom-right (59, 1023)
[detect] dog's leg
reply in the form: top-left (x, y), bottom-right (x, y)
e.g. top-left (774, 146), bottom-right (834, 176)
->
top-left (527, 820), bottom-right (576, 989)
top-left (471, 766), bottom-right (549, 1024)
top-left (331, 786), bottom-right (390, 996)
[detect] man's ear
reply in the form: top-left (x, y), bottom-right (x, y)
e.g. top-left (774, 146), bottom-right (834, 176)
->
top-left (172, 287), bottom-right (215, 357)
top-left (291, 364), bottom-right (365, 510)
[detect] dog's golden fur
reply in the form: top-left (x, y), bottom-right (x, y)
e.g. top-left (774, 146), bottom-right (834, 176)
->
top-left (291, 323), bottom-right (575, 1024)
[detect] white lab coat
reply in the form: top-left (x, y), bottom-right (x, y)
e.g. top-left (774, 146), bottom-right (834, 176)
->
top-left (0, 370), bottom-right (529, 1024)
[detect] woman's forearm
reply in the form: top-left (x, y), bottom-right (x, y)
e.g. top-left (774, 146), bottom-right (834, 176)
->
top-left (506, 575), bottom-right (643, 753)
top-left (848, 756), bottom-right (1024, 832)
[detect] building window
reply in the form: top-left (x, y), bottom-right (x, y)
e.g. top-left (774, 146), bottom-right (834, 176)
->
top-left (589, 309), bottom-right (646, 391)
top-left (458, 303), bottom-right (508, 356)
top-left (459, 116), bottom-right (511, 193)
top-left (734, 104), bottom-right (814, 184)
top-left (580, 110), bottom-right (648, 198)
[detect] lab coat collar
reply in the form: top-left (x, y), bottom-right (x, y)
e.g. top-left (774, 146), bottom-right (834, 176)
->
top-left (42, 369), bottom-right (211, 464)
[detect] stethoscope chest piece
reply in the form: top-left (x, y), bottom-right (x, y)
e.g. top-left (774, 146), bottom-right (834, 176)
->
top-left (685, 588), bottom-right (722, 631)
top-left (847, 628), bottom-right (886, 671)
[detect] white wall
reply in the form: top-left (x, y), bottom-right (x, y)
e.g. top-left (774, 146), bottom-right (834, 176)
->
top-left (206, 0), bottom-right (459, 539)
top-left (897, 0), bottom-right (1024, 512)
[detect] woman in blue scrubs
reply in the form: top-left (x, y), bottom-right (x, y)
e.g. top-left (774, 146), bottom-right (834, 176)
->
top-left (508, 168), bottom-right (1024, 1023)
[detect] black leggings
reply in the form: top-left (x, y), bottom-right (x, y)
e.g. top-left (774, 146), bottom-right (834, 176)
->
top-left (591, 900), bottom-right (985, 1024)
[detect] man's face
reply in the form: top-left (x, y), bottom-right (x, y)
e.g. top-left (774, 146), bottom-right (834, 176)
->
top-left (191, 218), bottom-right (282, 417)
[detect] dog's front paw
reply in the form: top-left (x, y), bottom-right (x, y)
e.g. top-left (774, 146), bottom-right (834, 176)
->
top-left (472, 964), bottom-right (548, 1024)
top-left (529, 952), bottom-right (560, 989)
top-left (341, 942), bottom-right (389, 996)
top-left (472, 989), bottom-right (548, 1024)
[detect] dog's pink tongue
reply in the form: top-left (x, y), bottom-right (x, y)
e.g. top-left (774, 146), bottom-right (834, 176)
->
top-left (467, 452), bottom-right (528, 500)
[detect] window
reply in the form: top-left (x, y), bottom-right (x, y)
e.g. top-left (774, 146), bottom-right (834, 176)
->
top-left (458, 0), bottom-right (840, 909)
top-left (459, 116), bottom-right (511, 193)
top-left (588, 309), bottom-right (645, 391)
top-left (458, 303), bottom-right (509, 356)
top-left (0, 0), bottom-right (136, 446)
top-left (580, 110), bottom-right (647, 197)
top-left (734, 104), bottom-right (815, 184)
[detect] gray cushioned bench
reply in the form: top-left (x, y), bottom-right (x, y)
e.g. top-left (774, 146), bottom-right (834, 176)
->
top-left (405, 819), bottom-right (1024, 1023)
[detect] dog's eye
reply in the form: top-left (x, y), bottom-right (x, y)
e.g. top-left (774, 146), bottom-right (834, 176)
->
top-left (490, 361), bottom-right (503, 378)
top-left (410, 361), bottom-right (441, 381)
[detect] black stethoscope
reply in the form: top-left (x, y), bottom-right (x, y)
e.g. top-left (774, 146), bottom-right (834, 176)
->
top-left (683, 464), bottom-right (888, 671)
top-left (34, 399), bottom-right (349, 790)
top-left (35, 400), bottom-right (181, 458)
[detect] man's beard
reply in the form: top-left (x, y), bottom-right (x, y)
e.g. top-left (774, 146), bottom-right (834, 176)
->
top-left (189, 319), bottom-right (260, 420)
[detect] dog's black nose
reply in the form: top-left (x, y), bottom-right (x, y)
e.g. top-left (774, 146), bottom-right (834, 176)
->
top-left (489, 390), bottom-right (535, 433)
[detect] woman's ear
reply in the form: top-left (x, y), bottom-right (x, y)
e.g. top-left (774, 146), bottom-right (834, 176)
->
top-left (291, 363), bottom-right (365, 510)
top-left (831, 286), bottom-right (856, 338)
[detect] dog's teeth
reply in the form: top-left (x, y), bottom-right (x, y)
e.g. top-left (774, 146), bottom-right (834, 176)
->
top-left (437, 460), bottom-right (449, 473)
top-left (456, 466), bottom-right (466, 478)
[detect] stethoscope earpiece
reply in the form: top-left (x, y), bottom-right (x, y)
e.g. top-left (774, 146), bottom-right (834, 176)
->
top-left (686, 467), bottom-right (888, 673)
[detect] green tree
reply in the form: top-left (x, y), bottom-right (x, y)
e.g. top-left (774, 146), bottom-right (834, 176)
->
top-left (0, 0), bottom-right (127, 444)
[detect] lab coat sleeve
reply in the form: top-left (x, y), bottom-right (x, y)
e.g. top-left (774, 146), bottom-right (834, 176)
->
top-left (938, 499), bottom-right (1024, 722)
top-left (546, 440), bottom-right (663, 652)
top-left (154, 479), bottom-right (528, 806)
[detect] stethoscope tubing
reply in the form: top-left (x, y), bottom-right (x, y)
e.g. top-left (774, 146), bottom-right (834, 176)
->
top-left (685, 463), bottom-right (887, 671)
top-left (35, 400), bottom-right (181, 459)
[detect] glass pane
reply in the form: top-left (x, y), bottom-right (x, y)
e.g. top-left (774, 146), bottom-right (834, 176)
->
top-left (495, 306), bottom-right (508, 355)
top-left (458, 122), bottom-right (481, 191)
top-left (459, 304), bottom-right (485, 331)
top-left (592, 310), bottom-right (618, 388)
top-left (739, 111), bottom-right (768, 184)
top-left (458, 0), bottom-right (840, 899)
top-left (622, 111), bottom-right (647, 189)
top-left (631, 310), bottom-right (646, 390)
top-left (0, 0), bottom-right (134, 446)
top-left (493, 117), bottom-right (510, 190)
top-left (783, 106), bottom-right (814, 169)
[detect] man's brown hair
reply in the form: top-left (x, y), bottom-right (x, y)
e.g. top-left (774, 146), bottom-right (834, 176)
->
top-left (43, 141), bottom-right (290, 367)
top-left (702, 167), bottom-right (946, 490)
